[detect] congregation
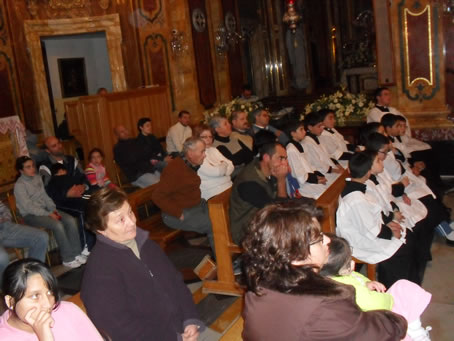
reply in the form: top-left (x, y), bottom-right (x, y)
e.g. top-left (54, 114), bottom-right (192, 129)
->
top-left (2, 86), bottom-right (453, 341)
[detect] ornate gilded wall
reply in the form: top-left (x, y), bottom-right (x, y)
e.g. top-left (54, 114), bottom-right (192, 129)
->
top-left (389, 0), bottom-right (451, 129)
top-left (0, 1), bottom-right (23, 121)
top-left (2, 0), bottom-right (236, 132)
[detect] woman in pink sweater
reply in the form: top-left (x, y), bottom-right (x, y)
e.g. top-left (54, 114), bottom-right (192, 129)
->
top-left (0, 259), bottom-right (102, 341)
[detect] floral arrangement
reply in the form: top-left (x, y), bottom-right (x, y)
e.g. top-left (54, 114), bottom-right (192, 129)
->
top-left (302, 88), bottom-right (375, 125)
top-left (203, 98), bottom-right (261, 123)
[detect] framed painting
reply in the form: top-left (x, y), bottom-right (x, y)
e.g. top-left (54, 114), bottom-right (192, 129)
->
top-left (58, 58), bottom-right (88, 98)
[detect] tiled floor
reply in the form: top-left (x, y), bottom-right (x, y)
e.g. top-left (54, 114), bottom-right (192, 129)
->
top-left (420, 193), bottom-right (454, 341)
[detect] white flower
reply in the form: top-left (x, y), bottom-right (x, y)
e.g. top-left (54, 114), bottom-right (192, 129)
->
top-left (335, 103), bottom-right (341, 108)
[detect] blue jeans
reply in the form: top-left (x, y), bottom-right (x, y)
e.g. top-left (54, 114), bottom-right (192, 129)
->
top-left (132, 172), bottom-right (161, 188)
top-left (24, 210), bottom-right (81, 262)
top-left (0, 221), bottom-right (49, 282)
top-left (162, 200), bottom-right (214, 251)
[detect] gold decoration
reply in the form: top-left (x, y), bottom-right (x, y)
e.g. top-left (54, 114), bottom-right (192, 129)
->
top-left (49, 0), bottom-right (86, 10)
top-left (98, 0), bottom-right (110, 10)
top-left (27, 0), bottom-right (39, 16)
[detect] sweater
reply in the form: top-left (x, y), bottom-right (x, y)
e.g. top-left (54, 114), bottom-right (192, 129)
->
top-left (229, 159), bottom-right (278, 244)
top-left (198, 146), bottom-right (234, 200)
top-left (81, 228), bottom-right (203, 341)
top-left (85, 163), bottom-right (114, 189)
top-left (242, 287), bottom-right (407, 341)
top-left (14, 174), bottom-right (56, 217)
top-left (331, 271), bottom-right (394, 311)
top-left (0, 302), bottom-right (102, 341)
top-left (212, 135), bottom-right (254, 166)
top-left (114, 138), bottom-right (155, 182)
top-left (166, 122), bottom-right (192, 154)
top-left (152, 156), bottom-right (202, 218)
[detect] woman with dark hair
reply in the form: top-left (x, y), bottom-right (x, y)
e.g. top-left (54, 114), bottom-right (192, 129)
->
top-left (81, 187), bottom-right (204, 341)
top-left (14, 156), bottom-right (84, 269)
top-left (0, 259), bottom-right (102, 340)
top-left (241, 200), bottom-right (407, 341)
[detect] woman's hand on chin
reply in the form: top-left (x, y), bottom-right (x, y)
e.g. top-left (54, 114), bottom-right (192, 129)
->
top-left (24, 307), bottom-right (55, 341)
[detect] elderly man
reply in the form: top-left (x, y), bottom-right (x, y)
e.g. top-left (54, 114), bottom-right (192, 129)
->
top-left (166, 110), bottom-right (192, 156)
top-left (113, 125), bottom-right (160, 188)
top-left (230, 142), bottom-right (290, 244)
top-left (249, 108), bottom-right (289, 146)
top-left (152, 137), bottom-right (214, 251)
top-left (230, 110), bottom-right (253, 151)
top-left (210, 116), bottom-right (254, 174)
top-left (39, 136), bottom-right (85, 187)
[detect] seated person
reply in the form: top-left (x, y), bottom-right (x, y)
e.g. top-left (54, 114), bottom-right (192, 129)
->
top-left (284, 119), bottom-right (329, 199)
top-left (193, 125), bottom-right (234, 200)
top-left (239, 84), bottom-right (260, 103)
top-left (81, 188), bottom-right (204, 341)
top-left (248, 108), bottom-right (289, 146)
top-left (321, 235), bottom-right (432, 341)
top-left (230, 142), bottom-right (289, 244)
top-left (302, 112), bottom-right (343, 174)
top-left (318, 109), bottom-right (357, 160)
top-left (85, 148), bottom-right (117, 190)
top-left (39, 136), bottom-right (85, 186)
top-left (381, 114), bottom-right (443, 199)
top-left (336, 152), bottom-right (419, 288)
top-left (230, 110), bottom-right (253, 150)
top-left (367, 87), bottom-right (411, 136)
top-left (136, 117), bottom-right (171, 172)
top-left (242, 200), bottom-right (407, 341)
top-left (46, 163), bottom-right (95, 253)
top-left (152, 137), bottom-right (214, 251)
top-left (113, 125), bottom-right (160, 188)
top-left (209, 116), bottom-right (254, 173)
top-left (14, 156), bottom-right (84, 269)
top-left (0, 202), bottom-right (48, 283)
top-left (1, 259), bottom-right (102, 340)
top-left (166, 110), bottom-right (192, 156)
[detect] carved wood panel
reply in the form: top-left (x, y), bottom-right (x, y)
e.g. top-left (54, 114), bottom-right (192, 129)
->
top-left (222, 0), bottom-right (244, 97)
top-left (188, 0), bottom-right (216, 109)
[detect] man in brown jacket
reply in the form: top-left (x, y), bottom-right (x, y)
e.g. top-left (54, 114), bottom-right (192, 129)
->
top-left (152, 137), bottom-right (214, 251)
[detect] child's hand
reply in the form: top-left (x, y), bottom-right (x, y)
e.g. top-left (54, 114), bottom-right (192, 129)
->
top-left (317, 176), bottom-right (327, 185)
top-left (366, 281), bottom-right (387, 293)
top-left (402, 194), bottom-right (412, 205)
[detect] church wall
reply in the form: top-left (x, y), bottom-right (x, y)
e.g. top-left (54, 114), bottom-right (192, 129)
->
top-left (1, 0), bottom-right (234, 133)
top-left (388, 0), bottom-right (451, 129)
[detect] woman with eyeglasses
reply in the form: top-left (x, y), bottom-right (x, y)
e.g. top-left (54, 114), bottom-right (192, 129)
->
top-left (192, 124), bottom-right (234, 200)
top-left (241, 200), bottom-right (407, 341)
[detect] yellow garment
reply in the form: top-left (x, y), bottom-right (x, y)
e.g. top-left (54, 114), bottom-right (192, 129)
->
top-left (331, 271), bottom-right (394, 311)
top-left (121, 239), bottom-right (140, 259)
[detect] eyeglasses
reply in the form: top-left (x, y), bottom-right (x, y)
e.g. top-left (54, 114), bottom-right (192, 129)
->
top-left (199, 135), bottom-right (213, 139)
top-left (275, 156), bottom-right (288, 161)
top-left (310, 232), bottom-right (324, 246)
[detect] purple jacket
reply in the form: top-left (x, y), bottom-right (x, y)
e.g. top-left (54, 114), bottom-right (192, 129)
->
top-left (81, 228), bottom-right (204, 341)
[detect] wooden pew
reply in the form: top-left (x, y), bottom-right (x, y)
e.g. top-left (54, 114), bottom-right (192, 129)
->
top-left (127, 185), bottom-right (182, 250)
top-left (203, 188), bottom-right (244, 296)
top-left (203, 170), bottom-right (376, 296)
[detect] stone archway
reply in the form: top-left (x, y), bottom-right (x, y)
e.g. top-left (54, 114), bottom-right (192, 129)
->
top-left (24, 14), bottom-right (126, 136)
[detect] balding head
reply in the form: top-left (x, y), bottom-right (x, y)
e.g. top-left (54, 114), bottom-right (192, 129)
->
top-left (114, 125), bottom-right (130, 141)
top-left (44, 136), bottom-right (64, 158)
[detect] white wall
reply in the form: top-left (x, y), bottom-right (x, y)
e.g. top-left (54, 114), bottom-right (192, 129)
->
top-left (42, 32), bottom-right (113, 124)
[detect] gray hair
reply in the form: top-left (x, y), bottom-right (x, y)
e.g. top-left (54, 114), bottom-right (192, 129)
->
top-left (209, 115), bottom-right (227, 130)
top-left (183, 137), bottom-right (204, 154)
top-left (249, 108), bottom-right (265, 124)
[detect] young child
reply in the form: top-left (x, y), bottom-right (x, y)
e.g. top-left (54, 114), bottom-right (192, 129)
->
top-left (321, 235), bottom-right (432, 341)
top-left (302, 112), bottom-right (344, 175)
top-left (85, 148), bottom-right (116, 190)
top-left (284, 120), bottom-right (332, 199)
top-left (318, 109), bottom-right (357, 161)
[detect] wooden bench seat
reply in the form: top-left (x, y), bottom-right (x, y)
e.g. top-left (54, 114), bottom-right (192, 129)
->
top-left (127, 184), bottom-right (182, 250)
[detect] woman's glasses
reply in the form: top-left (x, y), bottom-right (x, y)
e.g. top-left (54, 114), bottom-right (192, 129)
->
top-left (310, 232), bottom-right (324, 246)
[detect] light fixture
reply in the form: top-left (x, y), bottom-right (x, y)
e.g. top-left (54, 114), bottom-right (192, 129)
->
top-left (214, 12), bottom-right (248, 56)
top-left (283, 0), bottom-right (302, 33)
top-left (170, 29), bottom-right (188, 57)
